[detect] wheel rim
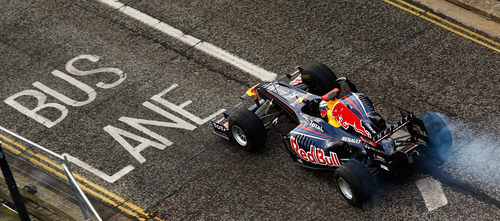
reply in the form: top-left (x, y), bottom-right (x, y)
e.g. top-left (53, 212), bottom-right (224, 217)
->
top-left (231, 125), bottom-right (248, 146)
top-left (337, 177), bottom-right (353, 200)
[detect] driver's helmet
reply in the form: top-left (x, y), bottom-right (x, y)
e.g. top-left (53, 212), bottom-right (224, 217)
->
top-left (319, 100), bottom-right (328, 118)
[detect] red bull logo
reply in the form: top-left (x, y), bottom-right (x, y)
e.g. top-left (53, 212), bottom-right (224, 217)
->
top-left (290, 137), bottom-right (341, 167)
top-left (331, 102), bottom-right (372, 138)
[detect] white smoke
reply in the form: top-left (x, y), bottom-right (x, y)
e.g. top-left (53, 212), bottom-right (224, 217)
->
top-left (416, 114), bottom-right (500, 203)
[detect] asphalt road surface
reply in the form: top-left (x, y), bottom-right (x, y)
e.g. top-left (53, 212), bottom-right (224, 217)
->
top-left (0, 0), bottom-right (499, 220)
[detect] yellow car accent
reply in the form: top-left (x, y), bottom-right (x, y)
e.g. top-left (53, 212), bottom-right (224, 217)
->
top-left (246, 84), bottom-right (259, 100)
top-left (326, 99), bottom-right (341, 128)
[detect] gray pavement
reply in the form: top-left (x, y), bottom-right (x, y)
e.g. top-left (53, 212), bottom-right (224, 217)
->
top-left (0, 0), bottom-right (499, 220)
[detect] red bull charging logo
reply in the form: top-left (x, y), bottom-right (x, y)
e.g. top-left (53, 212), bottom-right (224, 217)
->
top-left (331, 101), bottom-right (372, 138)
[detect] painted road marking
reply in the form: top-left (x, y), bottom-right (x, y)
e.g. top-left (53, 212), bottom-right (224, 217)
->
top-left (383, 0), bottom-right (500, 53)
top-left (1, 53), bottom-right (225, 219)
top-left (63, 153), bottom-right (135, 183)
top-left (96, 0), bottom-right (277, 82)
top-left (3, 54), bottom-right (225, 179)
top-left (416, 177), bottom-right (448, 211)
top-left (4, 55), bottom-right (126, 128)
top-left (1, 81), bottom-right (227, 218)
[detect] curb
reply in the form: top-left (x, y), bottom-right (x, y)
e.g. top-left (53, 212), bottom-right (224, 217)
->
top-left (445, 0), bottom-right (500, 22)
top-left (0, 179), bottom-right (75, 221)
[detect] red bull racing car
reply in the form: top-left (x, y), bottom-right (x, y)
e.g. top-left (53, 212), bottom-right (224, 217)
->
top-left (211, 63), bottom-right (452, 207)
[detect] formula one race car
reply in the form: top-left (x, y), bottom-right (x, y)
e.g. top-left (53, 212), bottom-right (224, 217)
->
top-left (211, 63), bottom-right (452, 207)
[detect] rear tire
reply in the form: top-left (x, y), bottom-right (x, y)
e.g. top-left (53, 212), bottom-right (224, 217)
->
top-left (334, 160), bottom-right (377, 207)
top-left (301, 63), bottom-right (340, 95)
top-left (418, 112), bottom-right (453, 162)
top-left (229, 109), bottom-right (267, 151)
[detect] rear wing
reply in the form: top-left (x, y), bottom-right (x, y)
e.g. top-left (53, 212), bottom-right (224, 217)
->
top-left (372, 108), bottom-right (428, 144)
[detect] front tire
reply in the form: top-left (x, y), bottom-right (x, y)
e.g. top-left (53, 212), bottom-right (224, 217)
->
top-left (334, 160), bottom-right (377, 207)
top-left (229, 109), bottom-right (267, 151)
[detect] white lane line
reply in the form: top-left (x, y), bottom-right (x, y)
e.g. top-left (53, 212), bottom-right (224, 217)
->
top-left (96, 0), bottom-right (278, 81)
top-left (415, 177), bottom-right (448, 211)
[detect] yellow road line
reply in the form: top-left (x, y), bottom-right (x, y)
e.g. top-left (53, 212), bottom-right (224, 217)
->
top-left (385, 0), bottom-right (422, 16)
top-left (0, 134), bottom-right (63, 170)
top-left (383, 0), bottom-right (500, 53)
top-left (0, 134), bottom-right (164, 221)
top-left (396, 0), bottom-right (426, 13)
top-left (0, 134), bottom-right (27, 150)
top-left (2, 142), bottom-right (23, 155)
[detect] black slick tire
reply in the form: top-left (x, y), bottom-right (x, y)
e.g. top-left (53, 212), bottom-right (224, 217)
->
top-left (301, 63), bottom-right (339, 95)
top-left (229, 109), bottom-right (266, 151)
top-left (334, 160), bottom-right (377, 207)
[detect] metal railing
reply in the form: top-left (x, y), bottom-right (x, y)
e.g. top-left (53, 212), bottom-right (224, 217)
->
top-left (0, 125), bottom-right (102, 221)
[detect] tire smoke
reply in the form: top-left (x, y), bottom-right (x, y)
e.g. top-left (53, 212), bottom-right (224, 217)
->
top-left (415, 113), bottom-right (500, 204)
